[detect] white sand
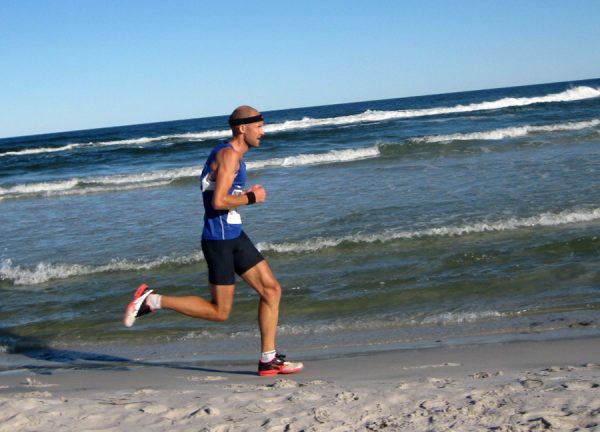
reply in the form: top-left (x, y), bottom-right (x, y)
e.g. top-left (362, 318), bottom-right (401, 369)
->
top-left (1, 337), bottom-right (599, 431)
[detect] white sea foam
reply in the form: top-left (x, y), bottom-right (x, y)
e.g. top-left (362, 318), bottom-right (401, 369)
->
top-left (0, 179), bottom-right (80, 195)
top-left (0, 143), bottom-right (84, 157)
top-left (0, 252), bottom-right (205, 286)
top-left (0, 177), bottom-right (171, 199)
top-left (421, 311), bottom-right (505, 325)
top-left (257, 207), bottom-right (600, 253)
top-left (413, 119), bottom-right (600, 143)
top-left (4, 207), bottom-right (598, 286)
top-left (92, 166), bottom-right (202, 185)
top-left (0, 148), bottom-right (379, 199)
top-left (3, 86), bottom-right (598, 158)
top-left (247, 146), bottom-right (380, 169)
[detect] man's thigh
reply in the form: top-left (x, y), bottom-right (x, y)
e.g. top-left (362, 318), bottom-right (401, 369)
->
top-left (240, 260), bottom-right (278, 295)
top-left (210, 284), bottom-right (236, 313)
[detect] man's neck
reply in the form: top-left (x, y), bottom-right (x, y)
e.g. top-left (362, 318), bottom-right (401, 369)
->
top-left (229, 135), bottom-right (249, 155)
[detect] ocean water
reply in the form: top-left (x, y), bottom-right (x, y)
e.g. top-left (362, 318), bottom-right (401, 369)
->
top-left (1, 78), bottom-right (600, 369)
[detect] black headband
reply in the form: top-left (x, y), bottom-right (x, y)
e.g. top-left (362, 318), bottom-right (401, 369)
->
top-left (228, 114), bottom-right (264, 127)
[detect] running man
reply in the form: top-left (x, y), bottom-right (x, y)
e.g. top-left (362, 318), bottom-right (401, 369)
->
top-left (124, 106), bottom-right (303, 376)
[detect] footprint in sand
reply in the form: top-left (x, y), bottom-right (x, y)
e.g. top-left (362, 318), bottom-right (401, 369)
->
top-left (520, 378), bottom-right (544, 389)
top-left (243, 401), bottom-right (266, 414)
top-left (424, 377), bottom-right (454, 388)
top-left (313, 406), bottom-right (330, 423)
top-left (419, 399), bottom-right (449, 413)
top-left (286, 390), bottom-right (321, 403)
top-left (335, 391), bottom-right (360, 404)
top-left (139, 403), bottom-right (171, 415)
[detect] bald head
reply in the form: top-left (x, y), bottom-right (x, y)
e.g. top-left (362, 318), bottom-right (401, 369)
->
top-left (229, 106), bottom-right (263, 135)
top-left (230, 105), bottom-right (259, 121)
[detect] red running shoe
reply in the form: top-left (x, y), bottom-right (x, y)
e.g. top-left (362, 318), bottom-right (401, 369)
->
top-left (258, 353), bottom-right (304, 376)
top-left (123, 283), bottom-right (154, 327)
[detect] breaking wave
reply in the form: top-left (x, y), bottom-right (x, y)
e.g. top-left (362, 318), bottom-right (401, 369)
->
top-left (0, 147), bottom-right (379, 200)
top-left (265, 86), bottom-right (600, 132)
top-left (3, 207), bottom-right (598, 286)
top-left (248, 146), bottom-right (379, 170)
top-left (412, 119), bottom-right (600, 143)
top-left (257, 208), bottom-right (600, 253)
top-left (0, 252), bottom-right (205, 286)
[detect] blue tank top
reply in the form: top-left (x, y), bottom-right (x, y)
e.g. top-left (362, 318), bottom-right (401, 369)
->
top-left (200, 142), bottom-right (247, 240)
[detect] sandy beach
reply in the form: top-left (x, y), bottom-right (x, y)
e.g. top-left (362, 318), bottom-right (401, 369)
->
top-left (1, 336), bottom-right (599, 431)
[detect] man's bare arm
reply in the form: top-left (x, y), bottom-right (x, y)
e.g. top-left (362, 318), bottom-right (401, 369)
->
top-left (212, 148), bottom-right (266, 210)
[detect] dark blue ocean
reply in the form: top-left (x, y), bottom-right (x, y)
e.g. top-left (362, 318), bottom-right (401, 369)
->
top-left (1, 79), bottom-right (600, 369)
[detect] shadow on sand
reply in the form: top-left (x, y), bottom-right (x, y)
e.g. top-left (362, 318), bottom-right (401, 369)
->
top-left (0, 328), bottom-right (255, 376)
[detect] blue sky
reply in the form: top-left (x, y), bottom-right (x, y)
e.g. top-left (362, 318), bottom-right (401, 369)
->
top-left (2, 0), bottom-right (599, 138)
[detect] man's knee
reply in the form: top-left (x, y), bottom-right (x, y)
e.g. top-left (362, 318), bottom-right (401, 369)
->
top-left (261, 280), bottom-right (282, 303)
top-left (214, 312), bottom-right (230, 322)
top-left (211, 301), bottom-right (233, 322)
top-left (213, 308), bottom-right (231, 322)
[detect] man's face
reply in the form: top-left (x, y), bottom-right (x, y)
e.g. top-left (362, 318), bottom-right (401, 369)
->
top-left (243, 120), bottom-right (265, 148)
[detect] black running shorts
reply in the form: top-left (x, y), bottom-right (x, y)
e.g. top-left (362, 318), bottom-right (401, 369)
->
top-left (201, 231), bottom-right (265, 285)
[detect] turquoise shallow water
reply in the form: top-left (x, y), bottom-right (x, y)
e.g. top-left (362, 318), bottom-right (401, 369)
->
top-left (1, 78), bottom-right (600, 368)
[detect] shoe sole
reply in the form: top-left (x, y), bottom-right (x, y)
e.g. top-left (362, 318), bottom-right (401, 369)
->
top-left (123, 283), bottom-right (152, 328)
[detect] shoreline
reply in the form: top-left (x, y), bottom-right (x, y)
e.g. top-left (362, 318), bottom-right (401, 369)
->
top-left (1, 335), bottom-right (599, 431)
top-left (2, 322), bottom-right (599, 370)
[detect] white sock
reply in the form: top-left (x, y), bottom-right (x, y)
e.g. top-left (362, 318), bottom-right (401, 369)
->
top-left (260, 350), bottom-right (276, 363)
top-left (147, 293), bottom-right (162, 311)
